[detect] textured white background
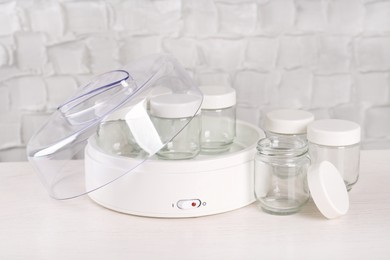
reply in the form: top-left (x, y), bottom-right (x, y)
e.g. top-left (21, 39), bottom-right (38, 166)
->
top-left (0, 0), bottom-right (390, 161)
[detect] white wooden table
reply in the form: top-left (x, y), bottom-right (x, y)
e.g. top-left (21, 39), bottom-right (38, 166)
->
top-left (1, 150), bottom-right (390, 259)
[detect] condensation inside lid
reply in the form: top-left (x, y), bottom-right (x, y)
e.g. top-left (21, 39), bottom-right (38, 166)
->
top-left (307, 161), bottom-right (349, 219)
top-left (27, 55), bottom-right (203, 200)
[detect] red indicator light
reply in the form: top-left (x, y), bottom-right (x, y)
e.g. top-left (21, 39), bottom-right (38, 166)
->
top-left (191, 202), bottom-right (197, 207)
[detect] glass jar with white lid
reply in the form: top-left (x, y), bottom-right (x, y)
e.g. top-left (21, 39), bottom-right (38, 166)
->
top-left (264, 109), bottom-right (315, 142)
top-left (150, 93), bottom-right (201, 160)
top-left (307, 119), bottom-right (361, 191)
top-left (199, 85), bottom-right (236, 154)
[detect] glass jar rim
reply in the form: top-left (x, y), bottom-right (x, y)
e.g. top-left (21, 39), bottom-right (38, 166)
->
top-left (257, 136), bottom-right (308, 157)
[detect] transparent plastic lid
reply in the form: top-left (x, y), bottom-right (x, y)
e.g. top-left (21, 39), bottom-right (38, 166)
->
top-left (27, 55), bottom-right (203, 200)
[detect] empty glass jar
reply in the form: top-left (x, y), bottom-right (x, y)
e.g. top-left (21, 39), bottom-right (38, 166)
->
top-left (97, 119), bottom-right (141, 157)
top-left (199, 86), bottom-right (236, 154)
top-left (264, 109), bottom-right (314, 142)
top-left (150, 94), bottom-right (201, 160)
top-left (254, 136), bottom-right (310, 215)
top-left (307, 119), bottom-right (361, 191)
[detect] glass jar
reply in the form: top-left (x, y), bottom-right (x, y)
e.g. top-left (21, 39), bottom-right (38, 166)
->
top-left (307, 119), bottom-right (361, 191)
top-left (97, 119), bottom-right (141, 157)
top-left (264, 109), bottom-right (314, 142)
top-left (150, 94), bottom-right (201, 160)
top-left (96, 105), bottom-right (142, 157)
top-left (199, 86), bottom-right (236, 154)
top-left (254, 136), bottom-right (310, 215)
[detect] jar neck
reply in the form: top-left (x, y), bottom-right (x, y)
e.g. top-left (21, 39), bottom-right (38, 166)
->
top-left (257, 136), bottom-right (308, 158)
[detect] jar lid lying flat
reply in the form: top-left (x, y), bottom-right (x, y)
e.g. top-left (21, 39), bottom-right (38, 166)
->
top-left (308, 161), bottom-right (349, 219)
top-left (150, 93), bottom-right (201, 118)
top-left (307, 119), bottom-right (361, 146)
top-left (265, 109), bottom-right (314, 134)
top-left (199, 86), bottom-right (236, 109)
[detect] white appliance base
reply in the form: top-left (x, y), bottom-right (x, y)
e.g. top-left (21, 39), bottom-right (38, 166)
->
top-left (85, 121), bottom-right (264, 218)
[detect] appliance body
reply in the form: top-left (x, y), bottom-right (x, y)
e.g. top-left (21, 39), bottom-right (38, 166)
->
top-left (85, 121), bottom-right (264, 218)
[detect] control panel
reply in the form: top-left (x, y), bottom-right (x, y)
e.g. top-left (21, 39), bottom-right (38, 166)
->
top-left (176, 199), bottom-right (203, 210)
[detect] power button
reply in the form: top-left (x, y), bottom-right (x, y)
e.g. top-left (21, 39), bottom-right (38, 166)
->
top-left (177, 199), bottom-right (201, 210)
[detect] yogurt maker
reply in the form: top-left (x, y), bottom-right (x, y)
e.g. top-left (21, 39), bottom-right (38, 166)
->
top-left (27, 55), bottom-right (264, 218)
top-left (86, 120), bottom-right (263, 217)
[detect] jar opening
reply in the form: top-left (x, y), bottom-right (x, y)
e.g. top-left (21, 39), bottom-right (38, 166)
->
top-left (257, 136), bottom-right (308, 157)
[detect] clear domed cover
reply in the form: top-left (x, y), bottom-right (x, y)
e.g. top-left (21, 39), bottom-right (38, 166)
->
top-left (27, 54), bottom-right (203, 199)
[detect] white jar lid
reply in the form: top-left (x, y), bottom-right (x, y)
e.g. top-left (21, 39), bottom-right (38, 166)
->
top-left (150, 94), bottom-right (201, 118)
top-left (308, 161), bottom-right (349, 219)
top-left (265, 109), bottom-right (314, 134)
top-left (307, 119), bottom-right (361, 146)
top-left (146, 86), bottom-right (173, 109)
top-left (199, 86), bottom-right (236, 109)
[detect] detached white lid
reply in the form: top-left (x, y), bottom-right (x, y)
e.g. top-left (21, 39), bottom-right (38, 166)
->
top-left (307, 119), bottom-right (361, 146)
top-left (265, 109), bottom-right (314, 134)
top-left (150, 93), bottom-right (201, 118)
top-left (199, 86), bottom-right (236, 109)
top-left (308, 161), bottom-right (349, 219)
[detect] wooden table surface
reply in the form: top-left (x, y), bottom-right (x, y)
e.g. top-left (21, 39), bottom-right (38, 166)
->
top-left (1, 150), bottom-right (390, 259)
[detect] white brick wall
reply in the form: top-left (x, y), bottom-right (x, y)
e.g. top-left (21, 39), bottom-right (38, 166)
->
top-left (0, 0), bottom-right (390, 161)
